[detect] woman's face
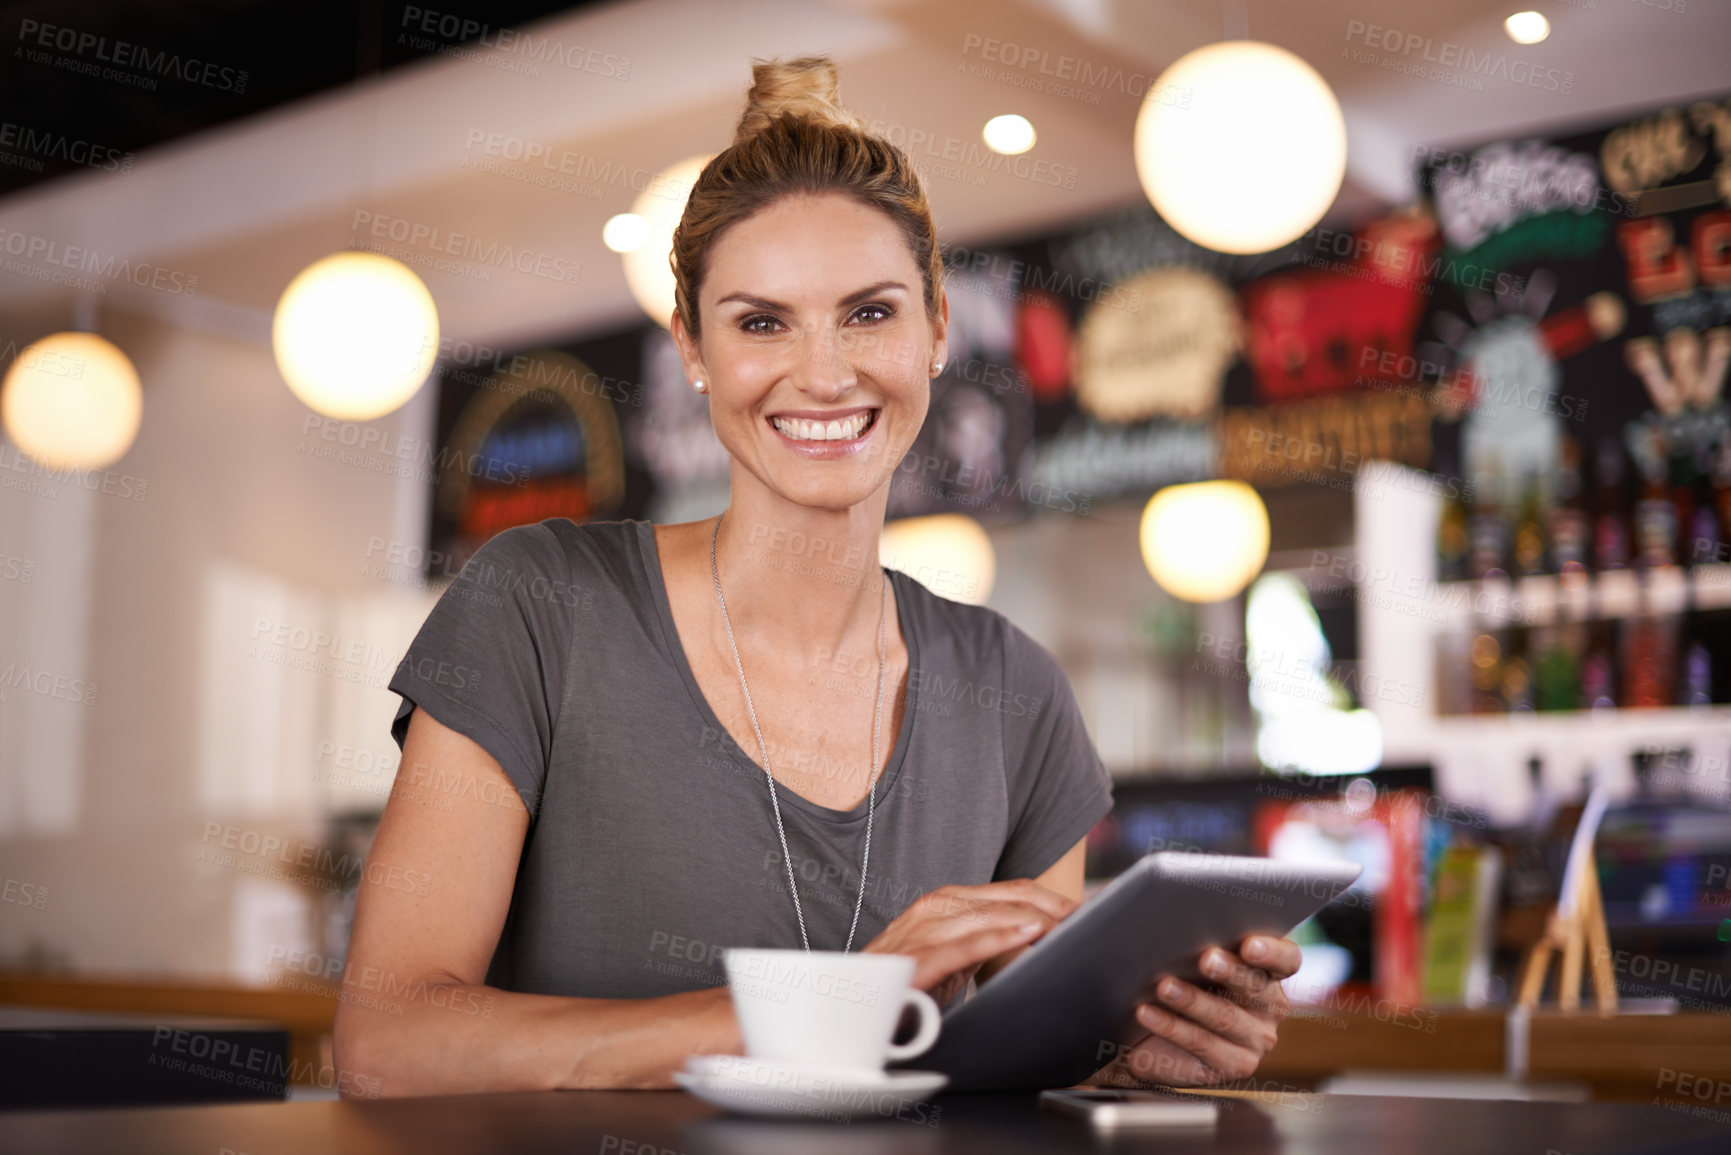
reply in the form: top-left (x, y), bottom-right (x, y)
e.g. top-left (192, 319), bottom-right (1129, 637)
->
top-left (675, 191), bottom-right (946, 514)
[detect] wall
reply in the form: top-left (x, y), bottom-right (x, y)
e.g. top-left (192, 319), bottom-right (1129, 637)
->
top-left (985, 501), bottom-right (1255, 777)
top-left (0, 304), bottom-right (435, 980)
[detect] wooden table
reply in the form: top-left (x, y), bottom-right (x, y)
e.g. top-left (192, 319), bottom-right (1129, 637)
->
top-left (1, 1087), bottom-right (1728, 1153)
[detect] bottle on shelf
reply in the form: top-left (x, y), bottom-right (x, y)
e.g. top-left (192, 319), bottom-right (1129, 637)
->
top-left (1470, 460), bottom-right (1511, 582)
top-left (1592, 436), bottom-right (1630, 572)
top-left (1633, 452), bottom-right (1679, 571)
top-left (1533, 622), bottom-right (1583, 712)
top-left (1501, 625), bottom-right (1535, 712)
top-left (1548, 434), bottom-right (1590, 576)
top-left (1437, 484), bottom-right (1472, 584)
top-left (1512, 468), bottom-right (1548, 577)
top-left (1675, 623), bottom-right (1714, 707)
top-left (1675, 547), bottom-right (1715, 707)
top-left (1713, 439), bottom-right (1731, 562)
top-left (1581, 575), bottom-right (1619, 712)
top-left (1682, 444), bottom-right (1722, 571)
top-left (1580, 621), bottom-right (1619, 711)
top-left (1469, 629), bottom-right (1505, 714)
top-left (1622, 580), bottom-right (1678, 708)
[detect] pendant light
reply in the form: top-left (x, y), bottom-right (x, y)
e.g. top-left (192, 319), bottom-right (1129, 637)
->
top-left (1, 297), bottom-right (142, 470)
top-left (1139, 480), bottom-right (1270, 603)
top-left (880, 513), bottom-right (997, 605)
top-left (272, 251), bottom-right (439, 421)
top-left (1134, 3), bottom-right (1346, 255)
top-left (620, 153), bottom-right (714, 329)
top-left (272, 15), bottom-right (439, 421)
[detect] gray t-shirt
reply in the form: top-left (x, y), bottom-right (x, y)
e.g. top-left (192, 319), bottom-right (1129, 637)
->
top-left (386, 518), bottom-right (1113, 1002)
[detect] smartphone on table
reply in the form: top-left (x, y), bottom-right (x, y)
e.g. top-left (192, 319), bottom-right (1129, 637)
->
top-left (1039, 1087), bottom-right (1220, 1129)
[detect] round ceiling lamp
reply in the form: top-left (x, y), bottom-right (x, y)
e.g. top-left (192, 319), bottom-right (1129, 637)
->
top-left (880, 513), bottom-right (996, 605)
top-left (603, 213), bottom-right (650, 253)
top-left (1, 331), bottom-right (142, 470)
top-left (1134, 40), bottom-right (1346, 255)
top-left (1139, 480), bottom-right (1270, 603)
top-left (1504, 12), bottom-right (1550, 44)
top-left (623, 154), bottom-right (714, 329)
top-left (983, 114), bottom-right (1036, 155)
top-left (272, 251), bottom-right (440, 421)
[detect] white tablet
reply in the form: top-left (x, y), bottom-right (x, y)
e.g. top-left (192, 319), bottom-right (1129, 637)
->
top-left (891, 851), bottom-right (1364, 1091)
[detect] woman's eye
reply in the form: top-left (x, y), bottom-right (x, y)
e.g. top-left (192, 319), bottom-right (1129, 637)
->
top-left (739, 304), bottom-right (891, 333)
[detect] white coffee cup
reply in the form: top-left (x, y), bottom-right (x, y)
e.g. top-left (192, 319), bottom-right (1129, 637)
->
top-left (722, 949), bottom-right (942, 1072)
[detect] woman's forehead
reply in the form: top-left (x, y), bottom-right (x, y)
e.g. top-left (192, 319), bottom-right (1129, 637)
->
top-left (705, 194), bottom-right (918, 302)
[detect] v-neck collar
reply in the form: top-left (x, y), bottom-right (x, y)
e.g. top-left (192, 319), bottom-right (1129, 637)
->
top-left (634, 520), bottom-right (919, 826)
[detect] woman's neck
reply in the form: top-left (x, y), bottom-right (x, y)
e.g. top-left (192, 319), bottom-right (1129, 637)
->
top-left (709, 480), bottom-right (891, 660)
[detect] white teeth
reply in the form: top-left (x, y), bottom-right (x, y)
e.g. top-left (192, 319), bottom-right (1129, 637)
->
top-left (773, 412), bottom-right (871, 441)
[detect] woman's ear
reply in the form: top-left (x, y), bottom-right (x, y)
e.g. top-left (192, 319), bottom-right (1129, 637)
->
top-left (670, 307), bottom-right (708, 390)
top-left (931, 290), bottom-right (950, 370)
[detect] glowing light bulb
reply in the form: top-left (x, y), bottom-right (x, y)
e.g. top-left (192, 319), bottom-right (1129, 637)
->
top-left (272, 251), bottom-right (439, 421)
top-left (1139, 480), bottom-right (1270, 602)
top-left (1135, 41), bottom-right (1346, 254)
top-left (983, 114), bottom-right (1036, 155)
top-left (881, 514), bottom-right (996, 605)
top-left (1, 331), bottom-right (142, 469)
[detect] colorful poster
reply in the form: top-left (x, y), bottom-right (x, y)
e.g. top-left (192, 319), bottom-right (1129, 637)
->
top-left (1402, 91), bottom-right (1731, 507)
top-left (427, 349), bottom-right (627, 572)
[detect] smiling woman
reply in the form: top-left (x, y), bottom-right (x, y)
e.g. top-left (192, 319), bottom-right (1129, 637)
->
top-left (330, 53), bottom-right (1300, 1099)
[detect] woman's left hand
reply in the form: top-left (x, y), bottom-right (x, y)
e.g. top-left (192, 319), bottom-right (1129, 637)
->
top-left (1089, 934), bottom-right (1304, 1089)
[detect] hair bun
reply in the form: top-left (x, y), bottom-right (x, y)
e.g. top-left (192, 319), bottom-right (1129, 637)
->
top-left (733, 55), bottom-right (864, 144)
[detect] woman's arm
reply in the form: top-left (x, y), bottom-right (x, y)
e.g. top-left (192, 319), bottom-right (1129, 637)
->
top-left (331, 706), bottom-right (743, 1097)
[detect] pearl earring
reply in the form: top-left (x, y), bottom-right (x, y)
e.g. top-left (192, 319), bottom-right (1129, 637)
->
top-left (693, 379), bottom-right (707, 393)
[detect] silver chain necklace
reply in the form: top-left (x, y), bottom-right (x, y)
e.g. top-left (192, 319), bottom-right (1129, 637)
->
top-left (709, 511), bottom-right (887, 953)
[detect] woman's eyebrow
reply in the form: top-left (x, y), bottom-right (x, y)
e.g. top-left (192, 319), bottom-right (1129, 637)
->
top-left (715, 280), bottom-right (909, 311)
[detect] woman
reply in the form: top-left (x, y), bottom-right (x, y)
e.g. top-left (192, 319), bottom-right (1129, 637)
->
top-left (333, 54), bottom-right (1300, 1097)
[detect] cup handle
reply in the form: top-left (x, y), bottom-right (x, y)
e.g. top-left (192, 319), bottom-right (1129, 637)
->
top-left (884, 988), bottom-right (942, 1062)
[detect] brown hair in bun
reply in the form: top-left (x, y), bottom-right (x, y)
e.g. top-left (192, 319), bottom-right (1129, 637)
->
top-left (670, 54), bottom-right (942, 338)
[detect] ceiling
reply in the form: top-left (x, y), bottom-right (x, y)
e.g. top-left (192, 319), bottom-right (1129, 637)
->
top-left (0, 0), bottom-right (613, 202)
top-left (1, 0), bottom-right (1727, 355)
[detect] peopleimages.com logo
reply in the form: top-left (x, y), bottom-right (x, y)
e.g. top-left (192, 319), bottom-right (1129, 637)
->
top-left (15, 19), bottom-right (248, 92)
top-left (1343, 20), bottom-right (1574, 94)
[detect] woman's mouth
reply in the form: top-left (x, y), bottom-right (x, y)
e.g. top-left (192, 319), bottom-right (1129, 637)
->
top-left (767, 409), bottom-right (879, 444)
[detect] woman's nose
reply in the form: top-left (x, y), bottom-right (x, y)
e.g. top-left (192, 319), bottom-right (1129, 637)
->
top-left (791, 324), bottom-right (855, 397)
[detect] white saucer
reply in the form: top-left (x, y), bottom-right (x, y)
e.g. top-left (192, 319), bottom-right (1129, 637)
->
top-left (675, 1054), bottom-right (947, 1121)
top-left (682, 1054), bottom-right (896, 1084)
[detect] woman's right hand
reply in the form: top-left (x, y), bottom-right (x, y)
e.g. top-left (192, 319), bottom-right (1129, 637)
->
top-left (863, 879), bottom-right (1078, 1007)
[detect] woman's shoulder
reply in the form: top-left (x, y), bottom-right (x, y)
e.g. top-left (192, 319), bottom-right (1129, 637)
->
top-left (462, 517), bottom-right (651, 591)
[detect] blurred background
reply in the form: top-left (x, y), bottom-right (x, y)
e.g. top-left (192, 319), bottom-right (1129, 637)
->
top-left (2, 0), bottom-right (1731, 1110)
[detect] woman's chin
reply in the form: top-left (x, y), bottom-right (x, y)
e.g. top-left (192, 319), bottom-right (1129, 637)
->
top-left (764, 471), bottom-right (888, 515)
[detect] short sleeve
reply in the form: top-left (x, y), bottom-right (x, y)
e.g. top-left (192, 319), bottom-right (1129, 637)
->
top-left (387, 522), bottom-right (573, 820)
top-left (993, 626), bottom-right (1114, 881)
